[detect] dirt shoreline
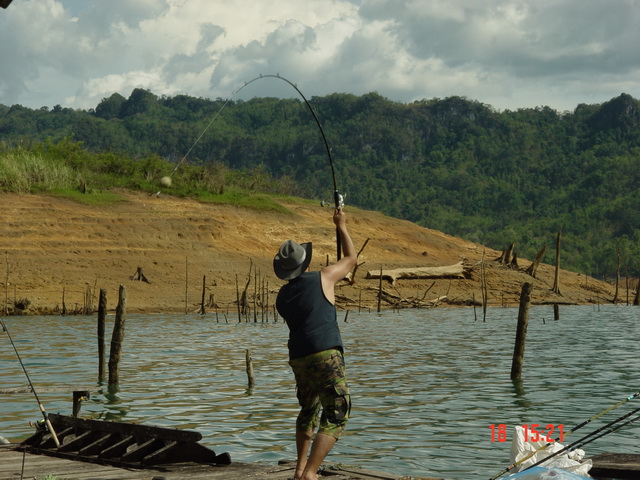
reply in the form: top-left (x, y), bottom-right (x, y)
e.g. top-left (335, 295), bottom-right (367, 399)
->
top-left (0, 191), bottom-right (617, 316)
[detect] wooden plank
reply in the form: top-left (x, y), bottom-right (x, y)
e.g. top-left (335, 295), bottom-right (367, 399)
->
top-left (1, 445), bottom-right (426, 480)
top-left (323, 464), bottom-right (445, 480)
top-left (78, 432), bottom-right (113, 456)
top-left (0, 446), bottom-right (295, 479)
top-left (98, 434), bottom-right (135, 459)
top-left (48, 413), bottom-right (203, 442)
top-left (57, 430), bottom-right (95, 452)
top-left (590, 453), bottom-right (640, 479)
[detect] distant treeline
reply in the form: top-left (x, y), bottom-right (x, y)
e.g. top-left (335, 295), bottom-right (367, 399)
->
top-left (1, 89), bottom-right (639, 278)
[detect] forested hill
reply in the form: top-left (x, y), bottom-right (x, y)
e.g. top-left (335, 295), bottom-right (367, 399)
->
top-left (1, 90), bottom-right (639, 278)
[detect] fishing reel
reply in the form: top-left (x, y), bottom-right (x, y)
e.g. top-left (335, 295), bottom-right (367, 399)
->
top-left (320, 192), bottom-right (346, 208)
top-left (29, 418), bottom-right (46, 432)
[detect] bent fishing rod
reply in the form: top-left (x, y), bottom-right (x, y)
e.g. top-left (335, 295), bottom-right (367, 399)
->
top-left (489, 391), bottom-right (640, 479)
top-left (1, 318), bottom-right (60, 447)
top-left (165, 74), bottom-right (344, 259)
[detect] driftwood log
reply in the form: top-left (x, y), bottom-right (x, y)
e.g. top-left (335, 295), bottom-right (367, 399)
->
top-left (366, 261), bottom-right (471, 285)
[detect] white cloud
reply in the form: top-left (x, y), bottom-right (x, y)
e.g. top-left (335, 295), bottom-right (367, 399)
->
top-left (1, 0), bottom-right (639, 112)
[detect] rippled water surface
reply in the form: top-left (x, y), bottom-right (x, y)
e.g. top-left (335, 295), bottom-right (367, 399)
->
top-left (1, 305), bottom-right (639, 479)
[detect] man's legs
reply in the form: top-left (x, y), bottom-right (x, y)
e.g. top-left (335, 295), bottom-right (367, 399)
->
top-left (290, 350), bottom-right (350, 480)
top-left (300, 432), bottom-right (337, 480)
top-left (294, 428), bottom-right (313, 479)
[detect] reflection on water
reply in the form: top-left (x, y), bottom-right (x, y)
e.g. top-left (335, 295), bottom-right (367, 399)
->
top-left (1, 305), bottom-right (639, 479)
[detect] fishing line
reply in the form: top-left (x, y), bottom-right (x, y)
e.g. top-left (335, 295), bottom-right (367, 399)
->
top-left (0, 318), bottom-right (60, 447)
top-left (162, 73), bottom-right (344, 258)
top-left (489, 391), bottom-right (640, 480)
top-left (523, 405), bottom-right (640, 472)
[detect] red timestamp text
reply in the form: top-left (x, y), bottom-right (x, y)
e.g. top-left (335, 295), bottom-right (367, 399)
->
top-left (489, 424), bottom-right (565, 443)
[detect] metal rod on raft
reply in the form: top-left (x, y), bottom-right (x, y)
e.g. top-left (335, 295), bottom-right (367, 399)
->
top-left (0, 319), bottom-right (61, 447)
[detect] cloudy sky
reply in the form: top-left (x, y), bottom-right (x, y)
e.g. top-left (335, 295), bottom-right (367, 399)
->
top-left (1, 0), bottom-right (639, 113)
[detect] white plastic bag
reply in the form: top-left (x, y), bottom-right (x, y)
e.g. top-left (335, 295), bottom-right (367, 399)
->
top-left (508, 425), bottom-right (592, 478)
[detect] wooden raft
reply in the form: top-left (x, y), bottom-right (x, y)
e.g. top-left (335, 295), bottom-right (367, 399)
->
top-left (21, 413), bottom-right (230, 468)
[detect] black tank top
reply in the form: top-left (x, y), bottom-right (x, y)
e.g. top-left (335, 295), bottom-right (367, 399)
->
top-left (276, 271), bottom-right (344, 359)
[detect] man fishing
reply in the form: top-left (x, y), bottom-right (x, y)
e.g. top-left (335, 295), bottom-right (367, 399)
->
top-left (274, 207), bottom-right (357, 480)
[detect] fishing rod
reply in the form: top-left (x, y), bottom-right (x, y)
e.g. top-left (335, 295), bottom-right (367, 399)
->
top-left (0, 318), bottom-right (60, 447)
top-left (570, 410), bottom-right (640, 450)
top-left (489, 391), bottom-right (640, 480)
top-left (163, 74), bottom-right (344, 259)
top-left (239, 75), bottom-right (343, 259)
top-left (522, 405), bottom-right (640, 472)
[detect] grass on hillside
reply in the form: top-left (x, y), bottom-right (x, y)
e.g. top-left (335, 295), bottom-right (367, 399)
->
top-left (0, 140), bottom-right (300, 213)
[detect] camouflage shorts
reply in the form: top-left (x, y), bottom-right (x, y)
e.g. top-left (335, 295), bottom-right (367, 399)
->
top-left (289, 348), bottom-right (351, 440)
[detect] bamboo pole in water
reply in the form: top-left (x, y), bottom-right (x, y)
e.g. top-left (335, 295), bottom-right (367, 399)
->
top-left (511, 282), bottom-right (532, 380)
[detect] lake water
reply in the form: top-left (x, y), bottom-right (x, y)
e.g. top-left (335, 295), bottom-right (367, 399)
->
top-left (1, 305), bottom-right (639, 479)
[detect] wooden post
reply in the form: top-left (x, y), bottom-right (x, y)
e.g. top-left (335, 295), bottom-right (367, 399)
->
top-left (511, 282), bottom-right (533, 380)
top-left (481, 252), bottom-right (488, 322)
top-left (634, 278), bottom-right (640, 306)
top-left (4, 252), bottom-right (9, 316)
top-left (501, 242), bottom-right (515, 265)
top-left (472, 293), bottom-right (477, 321)
top-left (525, 246), bottom-right (546, 278)
top-left (199, 275), bottom-right (206, 315)
top-left (108, 285), bottom-right (127, 386)
top-left (245, 349), bottom-right (255, 389)
top-left (97, 288), bottom-right (107, 382)
top-left (264, 278), bottom-right (268, 323)
top-left (61, 286), bottom-right (67, 315)
top-left (72, 390), bottom-right (90, 417)
top-left (184, 257), bottom-right (189, 314)
top-left (253, 268), bottom-right (258, 323)
top-left (613, 244), bottom-right (621, 303)
top-left (235, 274), bottom-right (241, 322)
top-left (553, 304), bottom-right (560, 321)
top-left (552, 230), bottom-right (562, 295)
top-left (377, 265), bottom-right (383, 313)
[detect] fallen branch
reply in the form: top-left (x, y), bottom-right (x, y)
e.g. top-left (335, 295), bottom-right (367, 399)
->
top-left (348, 238), bottom-right (370, 285)
top-left (378, 288), bottom-right (447, 308)
top-left (366, 261), bottom-right (471, 285)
